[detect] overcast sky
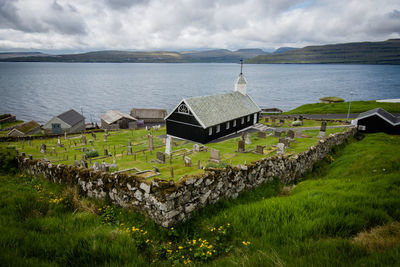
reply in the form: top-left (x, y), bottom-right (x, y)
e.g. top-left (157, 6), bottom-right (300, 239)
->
top-left (0, 0), bottom-right (399, 53)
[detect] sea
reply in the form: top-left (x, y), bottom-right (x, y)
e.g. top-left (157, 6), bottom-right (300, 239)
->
top-left (0, 62), bottom-right (399, 124)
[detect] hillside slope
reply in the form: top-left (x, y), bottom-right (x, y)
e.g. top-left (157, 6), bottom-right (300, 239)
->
top-left (247, 39), bottom-right (400, 64)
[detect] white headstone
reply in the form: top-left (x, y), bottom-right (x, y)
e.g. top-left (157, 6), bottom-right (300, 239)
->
top-left (165, 135), bottom-right (172, 155)
top-left (277, 143), bottom-right (285, 155)
top-left (245, 133), bottom-right (251, 145)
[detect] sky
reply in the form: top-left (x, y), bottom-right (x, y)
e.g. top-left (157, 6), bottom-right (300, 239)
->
top-left (0, 0), bottom-right (400, 53)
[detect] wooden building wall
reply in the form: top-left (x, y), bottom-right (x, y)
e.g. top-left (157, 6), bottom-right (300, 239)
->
top-left (357, 115), bottom-right (400, 134)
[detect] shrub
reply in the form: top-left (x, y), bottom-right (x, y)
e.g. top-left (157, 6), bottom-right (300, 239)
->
top-left (0, 148), bottom-right (17, 173)
top-left (84, 150), bottom-right (99, 158)
top-left (205, 162), bottom-right (228, 169)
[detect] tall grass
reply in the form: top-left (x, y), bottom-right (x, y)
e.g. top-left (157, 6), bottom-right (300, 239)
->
top-left (0, 133), bottom-right (399, 266)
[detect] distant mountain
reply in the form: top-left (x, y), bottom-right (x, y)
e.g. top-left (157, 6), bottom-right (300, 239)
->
top-left (0, 49), bottom-right (267, 63)
top-left (247, 39), bottom-right (400, 64)
top-left (0, 52), bottom-right (49, 59)
top-left (273, 47), bottom-right (297, 54)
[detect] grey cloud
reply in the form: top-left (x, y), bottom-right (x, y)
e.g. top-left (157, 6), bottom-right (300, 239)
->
top-left (103, 0), bottom-right (150, 10)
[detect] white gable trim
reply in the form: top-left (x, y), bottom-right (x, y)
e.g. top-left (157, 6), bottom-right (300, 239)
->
top-left (355, 112), bottom-right (400, 126)
top-left (165, 99), bottom-right (206, 129)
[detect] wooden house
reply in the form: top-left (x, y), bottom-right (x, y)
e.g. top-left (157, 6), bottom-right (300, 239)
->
top-left (101, 110), bottom-right (137, 130)
top-left (165, 67), bottom-right (261, 144)
top-left (354, 108), bottom-right (400, 134)
top-left (130, 108), bottom-right (167, 124)
top-left (7, 121), bottom-right (41, 137)
top-left (42, 109), bottom-right (85, 134)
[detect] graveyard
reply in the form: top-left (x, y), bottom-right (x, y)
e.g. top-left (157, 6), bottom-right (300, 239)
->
top-left (1, 118), bottom-right (350, 181)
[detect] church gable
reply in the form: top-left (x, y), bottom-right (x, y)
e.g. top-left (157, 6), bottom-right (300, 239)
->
top-left (166, 101), bottom-right (202, 127)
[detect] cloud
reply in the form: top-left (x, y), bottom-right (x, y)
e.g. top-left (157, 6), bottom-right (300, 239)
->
top-left (0, 0), bottom-right (399, 52)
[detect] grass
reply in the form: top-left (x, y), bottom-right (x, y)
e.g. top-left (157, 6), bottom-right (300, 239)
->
top-left (0, 132), bottom-right (399, 266)
top-left (320, 96), bottom-right (345, 103)
top-left (283, 100), bottom-right (400, 115)
top-left (0, 124), bottom-right (349, 181)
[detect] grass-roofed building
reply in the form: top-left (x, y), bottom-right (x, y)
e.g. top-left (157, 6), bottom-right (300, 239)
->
top-left (7, 121), bottom-right (41, 137)
top-left (165, 64), bottom-right (261, 144)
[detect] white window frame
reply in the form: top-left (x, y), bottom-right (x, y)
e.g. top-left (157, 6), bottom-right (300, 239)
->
top-left (216, 125), bottom-right (220, 133)
top-left (226, 122), bottom-right (230, 130)
top-left (233, 120), bottom-right (236, 127)
top-left (247, 115), bottom-right (250, 122)
top-left (241, 117), bottom-right (244, 124)
top-left (209, 127), bottom-right (212, 135)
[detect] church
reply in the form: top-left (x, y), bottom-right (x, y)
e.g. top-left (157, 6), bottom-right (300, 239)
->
top-left (165, 62), bottom-right (261, 144)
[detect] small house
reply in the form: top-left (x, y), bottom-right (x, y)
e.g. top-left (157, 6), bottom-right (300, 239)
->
top-left (7, 121), bottom-right (41, 137)
top-left (165, 65), bottom-right (261, 144)
top-left (130, 108), bottom-right (167, 124)
top-left (101, 110), bottom-right (137, 130)
top-left (42, 109), bottom-right (85, 134)
top-left (354, 108), bottom-right (400, 134)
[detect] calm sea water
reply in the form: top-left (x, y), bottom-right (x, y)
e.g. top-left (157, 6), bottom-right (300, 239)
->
top-left (0, 62), bottom-right (399, 124)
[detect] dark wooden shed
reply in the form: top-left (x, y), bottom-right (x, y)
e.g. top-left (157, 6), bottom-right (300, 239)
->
top-left (355, 108), bottom-right (400, 134)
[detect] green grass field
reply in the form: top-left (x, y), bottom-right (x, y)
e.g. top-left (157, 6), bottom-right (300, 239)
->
top-left (284, 101), bottom-right (400, 115)
top-left (0, 133), bottom-right (399, 266)
top-left (0, 125), bottom-right (348, 181)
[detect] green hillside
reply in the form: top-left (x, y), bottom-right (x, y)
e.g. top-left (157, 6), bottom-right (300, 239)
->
top-left (1, 133), bottom-right (399, 265)
top-left (248, 39), bottom-right (400, 64)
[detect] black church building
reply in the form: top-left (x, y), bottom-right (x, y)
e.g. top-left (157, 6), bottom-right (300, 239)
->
top-left (165, 67), bottom-right (261, 144)
top-left (355, 108), bottom-right (400, 134)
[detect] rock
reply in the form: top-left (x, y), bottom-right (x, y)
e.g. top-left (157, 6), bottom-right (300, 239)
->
top-left (134, 190), bottom-right (143, 201)
top-left (140, 183), bottom-right (151, 194)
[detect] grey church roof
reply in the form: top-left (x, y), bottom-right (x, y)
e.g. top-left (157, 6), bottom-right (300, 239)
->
top-left (182, 91), bottom-right (261, 128)
top-left (356, 108), bottom-right (400, 125)
top-left (57, 109), bottom-right (85, 126)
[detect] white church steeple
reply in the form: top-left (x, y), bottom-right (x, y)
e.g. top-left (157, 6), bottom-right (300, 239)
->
top-left (234, 59), bottom-right (247, 95)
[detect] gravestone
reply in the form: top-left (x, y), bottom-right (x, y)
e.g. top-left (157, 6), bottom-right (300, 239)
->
top-left (271, 117), bottom-right (276, 124)
top-left (104, 135), bottom-right (107, 142)
top-left (292, 120), bottom-right (303, 126)
top-left (104, 129), bottom-right (108, 136)
top-left (238, 140), bottom-right (245, 152)
top-left (81, 135), bottom-right (87, 145)
top-left (156, 151), bottom-right (166, 163)
top-left (245, 133), bottom-right (251, 145)
top-left (317, 121), bottom-right (327, 139)
top-left (257, 131), bottom-right (267, 138)
top-left (80, 159), bottom-right (88, 168)
top-left (57, 137), bottom-right (61, 145)
top-left (255, 145), bottom-right (264, 154)
top-left (280, 119), bottom-right (285, 124)
top-left (148, 134), bottom-right (154, 151)
top-left (277, 143), bottom-right (285, 155)
top-left (264, 117), bottom-right (269, 123)
top-left (240, 132), bottom-right (245, 141)
top-left (104, 149), bottom-right (108, 156)
top-left (74, 160), bottom-right (80, 167)
top-left (274, 131), bottom-right (281, 138)
top-left (127, 146), bottom-right (133, 155)
top-left (64, 132), bottom-right (67, 140)
top-left (287, 130), bottom-right (295, 139)
top-left (209, 148), bottom-right (220, 163)
top-left (193, 144), bottom-right (200, 152)
top-left (40, 144), bottom-right (46, 154)
top-left (184, 156), bottom-right (192, 167)
top-left (279, 137), bottom-right (290, 148)
top-left (165, 135), bottom-right (172, 155)
top-left (21, 152), bottom-right (26, 158)
top-left (170, 167), bottom-right (174, 178)
top-left (320, 121), bottom-right (327, 132)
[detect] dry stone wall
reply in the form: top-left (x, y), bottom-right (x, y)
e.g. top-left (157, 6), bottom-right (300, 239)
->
top-left (16, 128), bottom-right (357, 227)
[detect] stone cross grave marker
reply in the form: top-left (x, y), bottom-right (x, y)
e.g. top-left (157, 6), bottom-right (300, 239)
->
top-left (156, 151), bottom-right (165, 163)
top-left (245, 132), bottom-right (251, 144)
top-left (257, 131), bottom-right (267, 138)
top-left (320, 121), bottom-right (327, 132)
top-left (255, 145), bottom-right (264, 154)
top-left (238, 140), bottom-right (245, 152)
top-left (40, 144), bottom-right (46, 154)
top-left (287, 130), bottom-right (295, 139)
top-left (209, 148), bottom-right (220, 163)
top-left (277, 143), bottom-right (285, 155)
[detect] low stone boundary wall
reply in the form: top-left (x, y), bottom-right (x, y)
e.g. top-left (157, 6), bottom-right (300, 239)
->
top-left (17, 127), bottom-right (357, 227)
top-left (0, 128), bottom-right (105, 142)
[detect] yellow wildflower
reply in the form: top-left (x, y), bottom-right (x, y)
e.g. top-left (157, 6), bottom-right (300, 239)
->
top-left (178, 246), bottom-right (183, 250)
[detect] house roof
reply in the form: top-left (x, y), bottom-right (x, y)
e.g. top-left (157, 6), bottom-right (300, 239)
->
top-left (57, 109), bottom-right (85, 126)
top-left (130, 108), bottom-right (167, 119)
top-left (168, 91), bottom-right (261, 128)
top-left (14, 120), bottom-right (40, 133)
top-left (101, 110), bottom-right (137, 124)
top-left (356, 108), bottom-right (400, 125)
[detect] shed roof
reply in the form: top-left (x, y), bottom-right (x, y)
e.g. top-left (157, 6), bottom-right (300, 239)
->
top-left (168, 91), bottom-right (261, 128)
top-left (101, 110), bottom-right (137, 124)
top-left (57, 109), bottom-right (85, 126)
top-left (14, 120), bottom-right (40, 133)
top-left (356, 108), bottom-right (400, 125)
top-left (130, 108), bottom-right (167, 119)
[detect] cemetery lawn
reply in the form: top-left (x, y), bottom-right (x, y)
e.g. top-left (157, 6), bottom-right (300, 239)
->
top-left (283, 100), bottom-right (400, 115)
top-left (0, 125), bottom-right (349, 181)
top-left (0, 132), bottom-right (399, 266)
